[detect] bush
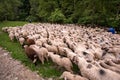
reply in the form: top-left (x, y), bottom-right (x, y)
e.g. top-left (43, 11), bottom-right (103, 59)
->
top-left (48, 9), bottom-right (66, 23)
top-left (64, 17), bottom-right (73, 23)
top-left (26, 15), bottom-right (39, 22)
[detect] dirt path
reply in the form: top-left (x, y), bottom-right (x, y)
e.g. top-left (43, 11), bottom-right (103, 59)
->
top-left (0, 47), bottom-right (44, 80)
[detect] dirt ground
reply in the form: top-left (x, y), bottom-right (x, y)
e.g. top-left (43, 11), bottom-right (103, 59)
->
top-left (0, 46), bottom-right (44, 80)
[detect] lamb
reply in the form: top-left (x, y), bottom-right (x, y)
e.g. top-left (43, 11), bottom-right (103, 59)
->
top-left (73, 56), bottom-right (120, 80)
top-left (30, 45), bottom-right (48, 64)
top-left (60, 71), bottom-right (88, 80)
top-left (48, 52), bottom-right (73, 72)
top-left (24, 45), bottom-right (38, 64)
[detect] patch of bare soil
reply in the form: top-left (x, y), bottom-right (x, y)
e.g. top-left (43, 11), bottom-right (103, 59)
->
top-left (0, 47), bottom-right (44, 80)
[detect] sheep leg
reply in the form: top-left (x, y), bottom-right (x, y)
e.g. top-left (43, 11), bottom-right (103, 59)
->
top-left (38, 55), bottom-right (44, 64)
top-left (41, 56), bottom-right (45, 64)
top-left (64, 66), bottom-right (73, 73)
top-left (33, 58), bottom-right (37, 66)
top-left (33, 55), bottom-right (37, 65)
top-left (45, 55), bottom-right (48, 61)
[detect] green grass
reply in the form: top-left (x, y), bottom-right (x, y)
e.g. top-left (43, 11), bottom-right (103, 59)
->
top-left (0, 21), bottom-right (62, 79)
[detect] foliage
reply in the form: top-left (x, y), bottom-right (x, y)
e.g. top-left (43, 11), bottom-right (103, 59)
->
top-left (49, 9), bottom-right (66, 23)
top-left (26, 15), bottom-right (39, 22)
top-left (0, 0), bottom-right (120, 28)
top-left (0, 0), bottom-right (22, 21)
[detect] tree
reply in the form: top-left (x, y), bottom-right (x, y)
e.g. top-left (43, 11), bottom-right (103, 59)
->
top-left (0, 0), bottom-right (21, 21)
top-left (48, 9), bottom-right (66, 23)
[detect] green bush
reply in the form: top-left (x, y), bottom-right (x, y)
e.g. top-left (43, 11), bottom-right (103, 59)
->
top-left (26, 15), bottom-right (39, 22)
top-left (48, 9), bottom-right (66, 23)
top-left (64, 17), bottom-right (73, 23)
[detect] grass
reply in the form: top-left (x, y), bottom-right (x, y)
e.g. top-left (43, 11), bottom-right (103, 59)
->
top-left (0, 21), bottom-right (62, 79)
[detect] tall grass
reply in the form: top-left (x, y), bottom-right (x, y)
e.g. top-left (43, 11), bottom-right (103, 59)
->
top-left (0, 21), bottom-right (62, 78)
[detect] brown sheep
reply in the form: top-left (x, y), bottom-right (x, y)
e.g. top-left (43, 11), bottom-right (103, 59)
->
top-left (24, 45), bottom-right (38, 64)
top-left (24, 37), bottom-right (35, 46)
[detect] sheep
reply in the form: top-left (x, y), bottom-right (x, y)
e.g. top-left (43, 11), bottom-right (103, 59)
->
top-left (57, 46), bottom-right (67, 56)
top-left (24, 45), bottom-right (38, 64)
top-left (19, 37), bottom-right (25, 46)
top-left (14, 32), bottom-right (20, 40)
top-left (30, 45), bottom-right (48, 64)
top-left (107, 59), bottom-right (120, 69)
top-left (93, 47), bottom-right (103, 59)
top-left (22, 30), bottom-right (28, 37)
top-left (35, 39), bottom-right (43, 47)
top-left (64, 48), bottom-right (77, 60)
top-left (107, 47), bottom-right (120, 58)
top-left (64, 39), bottom-right (76, 52)
top-left (25, 38), bottom-right (35, 46)
top-left (101, 52), bottom-right (116, 61)
top-left (100, 61), bottom-right (120, 74)
top-left (4, 23), bottom-right (120, 80)
top-left (43, 43), bottom-right (58, 54)
top-left (48, 52), bottom-right (73, 73)
top-left (112, 59), bottom-right (120, 64)
top-left (2, 27), bottom-right (9, 32)
top-left (73, 56), bottom-right (120, 80)
top-left (60, 71), bottom-right (88, 80)
top-left (9, 32), bottom-right (15, 41)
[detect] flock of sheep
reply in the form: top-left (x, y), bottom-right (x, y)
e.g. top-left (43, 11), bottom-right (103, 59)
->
top-left (2, 23), bottom-right (120, 80)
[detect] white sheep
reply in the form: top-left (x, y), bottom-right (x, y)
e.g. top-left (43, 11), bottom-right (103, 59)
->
top-left (73, 56), bottom-right (120, 80)
top-left (19, 37), bottom-right (25, 45)
top-left (64, 48), bottom-right (77, 60)
top-left (48, 52), bottom-right (73, 72)
top-left (43, 43), bottom-right (58, 54)
top-left (9, 32), bottom-right (15, 41)
top-left (30, 45), bottom-right (48, 64)
top-left (60, 71), bottom-right (88, 80)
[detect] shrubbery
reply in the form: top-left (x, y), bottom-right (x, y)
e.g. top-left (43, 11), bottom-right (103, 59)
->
top-left (0, 0), bottom-right (120, 29)
top-left (48, 9), bottom-right (66, 23)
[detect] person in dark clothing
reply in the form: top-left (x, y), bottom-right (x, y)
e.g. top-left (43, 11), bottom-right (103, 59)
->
top-left (108, 27), bottom-right (115, 34)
